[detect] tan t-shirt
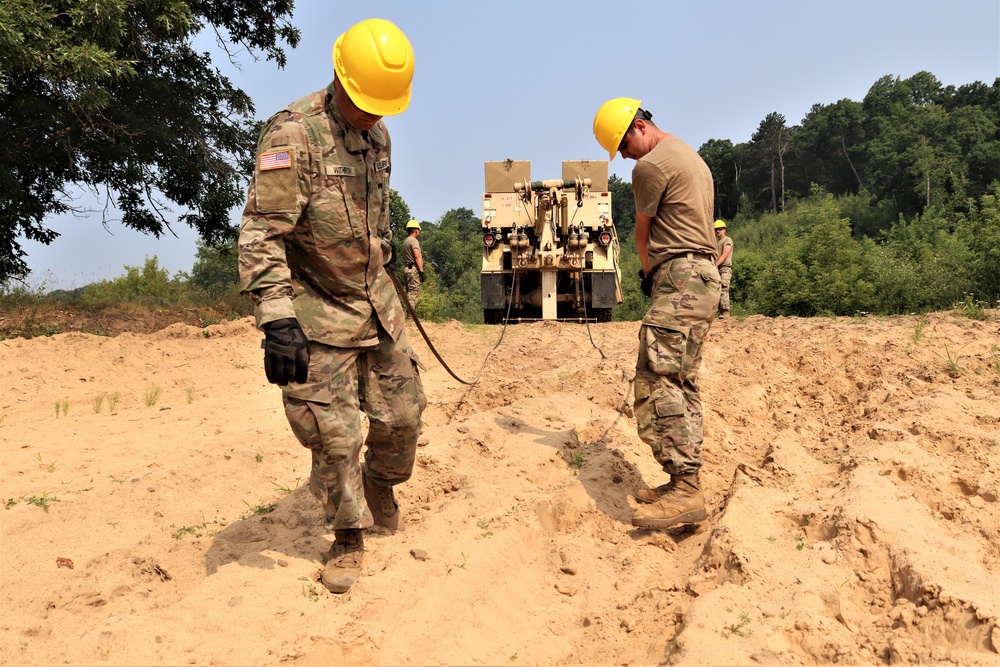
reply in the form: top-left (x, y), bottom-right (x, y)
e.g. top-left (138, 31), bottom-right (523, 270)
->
top-left (631, 136), bottom-right (716, 268)
top-left (402, 235), bottom-right (420, 266)
top-left (717, 235), bottom-right (733, 268)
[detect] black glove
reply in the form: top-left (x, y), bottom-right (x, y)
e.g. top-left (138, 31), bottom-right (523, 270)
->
top-left (418, 270), bottom-right (425, 282)
top-left (638, 268), bottom-right (654, 297)
top-left (382, 239), bottom-right (396, 272)
top-left (261, 318), bottom-right (309, 386)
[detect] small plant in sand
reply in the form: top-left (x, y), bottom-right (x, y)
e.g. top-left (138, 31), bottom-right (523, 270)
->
top-left (241, 501), bottom-right (277, 519)
top-left (446, 551), bottom-right (469, 574)
top-left (936, 344), bottom-right (966, 378)
top-left (991, 345), bottom-right (1000, 378)
top-left (255, 453), bottom-right (264, 463)
top-left (185, 386), bottom-right (196, 403)
top-left (271, 480), bottom-right (299, 496)
top-left (92, 391), bottom-right (107, 413)
top-left (5, 498), bottom-right (17, 509)
top-left (36, 452), bottom-right (57, 472)
top-left (954, 293), bottom-right (988, 321)
top-left (171, 525), bottom-right (198, 539)
top-left (567, 452), bottom-right (586, 469)
top-left (144, 384), bottom-right (162, 407)
top-left (721, 609), bottom-right (752, 638)
top-left (108, 473), bottom-right (127, 485)
top-left (53, 399), bottom-right (68, 417)
top-left (25, 492), bottom-right (59, 512)
top-left (477, 517), bottom-right (495, 537)
top-left (912, 318), bottom-right (927, 342)
top-left (107, 391), bottom-right (121, 411)
top-left (171, 517), bottom-right (212, 539)
top-left (794, 532), bottom-right (806, 550)
top-left (302, 581), bottom-right (320, 602)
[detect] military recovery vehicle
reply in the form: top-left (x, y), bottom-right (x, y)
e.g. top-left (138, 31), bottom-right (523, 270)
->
top-left (479, 160), bottom-right (622, 323)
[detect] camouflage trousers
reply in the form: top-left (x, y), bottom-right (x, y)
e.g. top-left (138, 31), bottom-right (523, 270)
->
top-left (281, 327), bottom-right (426, 530)
top-left (634, 254), bottom-right (721, 476)
top-left (403, 266), bottom-right (421, 308)
top-left (718, 266), bottom-right (732, 313)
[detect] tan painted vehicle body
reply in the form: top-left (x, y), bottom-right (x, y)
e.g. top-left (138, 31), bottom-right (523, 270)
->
top-left (480, 160), bottom-right (622, 323)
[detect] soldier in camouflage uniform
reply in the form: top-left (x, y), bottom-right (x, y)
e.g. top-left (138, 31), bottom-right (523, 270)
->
top-left (238, 19), bottom-right (423, 593)
top-left (715, 220), bottom-right (733, 317)
top-left (401, 219), bottom-right (425, 307)
top-left (594, 99), bottom-right (722, 528)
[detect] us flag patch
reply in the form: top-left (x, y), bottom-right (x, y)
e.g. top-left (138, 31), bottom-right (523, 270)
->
top-left (260, 150), bottom-right (291, 171)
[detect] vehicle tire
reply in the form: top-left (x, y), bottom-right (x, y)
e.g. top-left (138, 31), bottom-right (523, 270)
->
top-left (593, 308), bottom-right (613, 322)
top-left (483, 308), bottom-right (504, 325)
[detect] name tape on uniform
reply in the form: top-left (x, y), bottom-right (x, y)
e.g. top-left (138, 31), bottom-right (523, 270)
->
top-left (260, 151), bottom-right (291, 171)
top-left (326, 165), bottom-right (356, 177)
top-left (374, 158), bottom-right (389, 172)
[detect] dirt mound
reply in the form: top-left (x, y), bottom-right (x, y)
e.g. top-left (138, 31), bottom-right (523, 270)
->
top-left (1, 312), bottom-right (998, 665)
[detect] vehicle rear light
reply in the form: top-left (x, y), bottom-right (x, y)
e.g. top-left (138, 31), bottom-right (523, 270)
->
top-left (598, 231), bottom-right (612, 246)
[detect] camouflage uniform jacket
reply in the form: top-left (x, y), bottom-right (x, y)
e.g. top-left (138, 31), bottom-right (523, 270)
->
top-left (238, 82), bottom-right (402, 347)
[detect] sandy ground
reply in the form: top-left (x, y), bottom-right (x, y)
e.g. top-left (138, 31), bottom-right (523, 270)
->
top-left (1, 312), bottom-right (999, 666)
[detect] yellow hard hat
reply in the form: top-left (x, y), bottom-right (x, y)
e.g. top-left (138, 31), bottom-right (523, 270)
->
top-left (406, 219), bottom-right (420, 229)
top-left (593, 97), bottom-right (642, 161)
top-left (332, 18), bottom-right (414, 116)
top-left (714, 220), bottom-right (727, 229)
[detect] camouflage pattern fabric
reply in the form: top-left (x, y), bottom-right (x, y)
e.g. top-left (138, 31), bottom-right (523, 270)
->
top-left (403, 265), bottom-right (421, 307)
top-left (718, 265), bottom-right (732, 313)
top-left (634, 255), bottom-right (721, 476)
top-left (238, 82), bottom-right (403, 348)
top-left (238, 82), bottom-right (425, 532)
top-left (283, 328), bottom-right (426, 530)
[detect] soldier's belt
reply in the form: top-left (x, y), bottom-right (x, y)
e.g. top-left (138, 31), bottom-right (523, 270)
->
top-left (661, 251), bottom-right (713, 266)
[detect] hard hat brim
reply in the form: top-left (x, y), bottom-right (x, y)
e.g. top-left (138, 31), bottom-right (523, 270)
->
top-left (348, 85), bottom-right (412, 117)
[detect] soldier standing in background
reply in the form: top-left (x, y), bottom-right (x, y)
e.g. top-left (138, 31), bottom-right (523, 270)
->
top-left (593, 98), bottom-right (722, 528)
top-left (238, 18), bottom-right (425, 594)
top-left (401, 219), bottom-right (425, 307)
top-left (715, 220), bottom-right (733, 318)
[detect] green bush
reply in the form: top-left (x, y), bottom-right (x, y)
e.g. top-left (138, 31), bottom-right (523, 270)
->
top-left (749, 189), bottom-right (876, 316)
top-left (864, 241), bottom-right (922, 314)
top-left (883, 208), bottom-right (975, 310)
top-left (81, 256), bottom-right (189, 307)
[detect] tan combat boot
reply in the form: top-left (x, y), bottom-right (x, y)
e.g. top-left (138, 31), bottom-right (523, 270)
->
top-left (321, 529), bottom-right (363, 594)
top-left (634, 481), bottom-right (673, 504)
top-left (631, 474), bottom-right (707, 528)
top-left (363, 468), bottom-right (403, 532)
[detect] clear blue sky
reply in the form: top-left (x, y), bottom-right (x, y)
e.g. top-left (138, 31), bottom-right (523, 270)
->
top-left (23, 0), bottom-right (1000, 289)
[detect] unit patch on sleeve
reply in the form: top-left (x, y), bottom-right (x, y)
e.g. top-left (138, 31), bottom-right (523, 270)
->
top-left (260, 150), bottom-right (292, 171)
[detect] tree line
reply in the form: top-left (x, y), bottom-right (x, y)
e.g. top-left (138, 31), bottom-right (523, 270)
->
top-left (1, 1), bottom-right (996, 319)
